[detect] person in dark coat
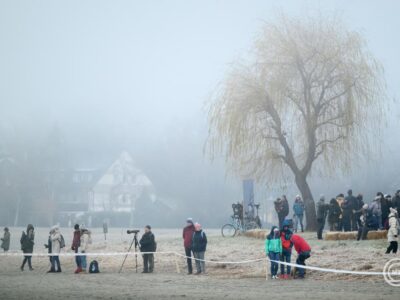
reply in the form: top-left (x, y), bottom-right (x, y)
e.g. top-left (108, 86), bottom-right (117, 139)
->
top-left (375, 192), bottom-right (385, 229)
top-left (1, 227), bottom-right (10, 252)
top-left (71, 224), bottom-right (82, 273)
top-left (392, 190), bottom-right (400, 213)
top-left (356, 204), bottom-right (378, 240)
top-left (20, 224), bottom-right (35, 271)
top-left (328, 198), bottom-right (341, 231)
top-left (382, 194), bottom-right (392, 229)
top-left (275, 196), bottom-right (289, 229)
top-left (353, 194), bottom-right (365, 230)
top-left (341, 193), bottom-right (352, 232)
top-left (345, 190), bottom-right (357, 231)
top-left (192, 223), bottom-right (207, 275)
top-left (140, 225), bottom-right (156, 273)
top-left (182, 218), bottom-right (195, 274)
top-left (316, 196), bottom-right (330, 239)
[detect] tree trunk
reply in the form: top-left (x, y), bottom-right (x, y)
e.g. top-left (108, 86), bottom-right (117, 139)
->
top-left (295, 174), bottom-right (317, 231)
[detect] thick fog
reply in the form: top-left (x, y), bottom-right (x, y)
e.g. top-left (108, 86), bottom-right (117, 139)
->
top-left (0, 0), bottom-right (399, 228)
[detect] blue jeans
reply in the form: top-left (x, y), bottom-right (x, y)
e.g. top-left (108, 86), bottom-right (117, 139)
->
top-left (50, 255), bottom-right (61, 271)
top-left (74, 249), bottom-right (81, 268)
top-left (80, 253), bottom-right (87, 269)
top-left (280, 251), bottom-right (291, 275)
top-left (268, 252), bottom-right (280, 276)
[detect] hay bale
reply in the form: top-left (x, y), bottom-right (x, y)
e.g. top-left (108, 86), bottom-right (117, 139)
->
top-left (337, 232), bottom-right (357, 240)
top-left (324, 232), bottom-right (339, 241)
top-left (367, 230), bottom-right (387, 240)
top-left (324, 230), bottom-right (387, 240)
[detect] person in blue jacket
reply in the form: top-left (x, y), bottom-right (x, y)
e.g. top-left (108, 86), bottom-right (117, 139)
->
top-left (293, 195), bottom-right (305, 233)
top-left (192, 223), bottom-right (207, 275)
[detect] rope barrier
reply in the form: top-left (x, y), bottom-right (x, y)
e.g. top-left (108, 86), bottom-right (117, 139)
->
top-left (0, 251), bottom-right (396, 277)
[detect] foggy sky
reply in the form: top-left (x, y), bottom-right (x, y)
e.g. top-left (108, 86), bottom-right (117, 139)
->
top-left (1, 0), bottom-right (400, 223)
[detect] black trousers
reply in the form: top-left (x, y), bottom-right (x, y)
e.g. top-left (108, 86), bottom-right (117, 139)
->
top-left (142, 254), bottom-right (154, 272)
top-left (317, 219), bottom-right (325, 240)
top-left (357, 226), bottom-right (369, 241)
top-left (185, 247), bottom-right (193, 273)
top-left (386, 241), bottom-right (398, 254)
top-left (21, 255), bottom-right (32, 269)
top-left (296, 252), bottom-right (310, 277)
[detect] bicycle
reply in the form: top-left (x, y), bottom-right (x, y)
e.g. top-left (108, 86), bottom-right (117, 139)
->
top-left (221, 215), bottom-right (259, 237)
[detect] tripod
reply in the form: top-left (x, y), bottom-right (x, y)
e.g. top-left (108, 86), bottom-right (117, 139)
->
top-left (119, 232), bottom-right (139, 273)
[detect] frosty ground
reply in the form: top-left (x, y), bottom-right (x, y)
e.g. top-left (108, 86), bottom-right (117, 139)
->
top-left (0, 228), bottom-right (398, 299)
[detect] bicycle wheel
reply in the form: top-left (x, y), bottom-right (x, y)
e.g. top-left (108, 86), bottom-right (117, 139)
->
top-left (221, 224), bottom-right (237, 237)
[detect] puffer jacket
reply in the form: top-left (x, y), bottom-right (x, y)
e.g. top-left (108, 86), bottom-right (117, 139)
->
top-left (80, 230), bottom-right (92, 252)
top-left (21, 225), bottom-right (35, 254)
top-left (51, 229), bottom-right (62, 254)
top-left (265, 226), bottom-right (282, 254)
top-left (293, 200), bottom-right (305, 216)
top-left (387, 213), bottom-right (399, 242)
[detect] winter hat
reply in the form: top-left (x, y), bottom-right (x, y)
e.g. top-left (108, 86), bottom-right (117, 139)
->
top-left (390, 207), bottom-right (398, 215)
top-left (51, 225), bottom-right (59, 232)
top-left (145, 225), bottom-right (151, 230)
top-left (194, 223), bottom-right (202, 231)
top-left (384, 194), bottom-right (391, 199)
top-left (186, 218), bottom-right (193, 224)
top-left (362, 204), bottom-right (369, 210)
top-left (320, 195), bottom-right (325, 201)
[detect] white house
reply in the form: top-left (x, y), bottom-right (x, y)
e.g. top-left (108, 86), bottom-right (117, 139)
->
top-left (89, 151), bottom-right (154, 213)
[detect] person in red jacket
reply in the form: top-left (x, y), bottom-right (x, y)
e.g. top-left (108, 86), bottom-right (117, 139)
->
top-left (290, 234), bottom-right (311, 279)
top-left (182, 218), bottom-right (195, 274)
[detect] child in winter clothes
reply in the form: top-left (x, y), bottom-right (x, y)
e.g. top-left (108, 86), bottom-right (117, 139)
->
top-left (265, 226), bottom-right (282, 279)
top-left (280, 221), bottom-right (293, 279)
top-left (291, 234), bottom-right (311, 279)
top-left (386, 208), bottom-right (398, 254)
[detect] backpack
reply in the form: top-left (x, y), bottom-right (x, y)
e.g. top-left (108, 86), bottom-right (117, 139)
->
top-left (89, 260), bottom-right (100, 273)
top-left (59, 234), bottom-right (65, 249)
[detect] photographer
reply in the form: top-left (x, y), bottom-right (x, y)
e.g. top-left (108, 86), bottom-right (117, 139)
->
top-left (139, 225), bottom-right (156, 273)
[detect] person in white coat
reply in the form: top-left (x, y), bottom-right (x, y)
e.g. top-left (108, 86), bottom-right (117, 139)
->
top-left (79, 228), bottom-right (92, 272)
top-left (386, 208), bottom-right (398, 254)
top-left (49, 225), bottom-right (62, 272)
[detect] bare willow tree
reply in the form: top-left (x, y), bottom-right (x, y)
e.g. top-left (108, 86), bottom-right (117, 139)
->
top-left (207, 15), bottom-right (385, 230)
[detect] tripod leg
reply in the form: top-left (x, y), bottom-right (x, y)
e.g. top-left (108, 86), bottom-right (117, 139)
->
top-left (119, 236), bottom-right (136, 273)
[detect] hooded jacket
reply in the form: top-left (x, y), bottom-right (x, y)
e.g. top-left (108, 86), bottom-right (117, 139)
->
top-left (293, 199), bottom-right (305, 216)
top-left (265, 226), bottom-right (282, 255)
top-left (50, 227), bottom-right (62, 254)
top-left (80, 229), bottom-right (92, 252)
top-left (291, 234), bottom-right (311, 254)
top-left (20, 224), bottom-right (35, 253)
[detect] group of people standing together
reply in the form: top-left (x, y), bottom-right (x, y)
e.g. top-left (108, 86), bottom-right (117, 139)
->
top-left (265, 220), bottom-right (311, 279)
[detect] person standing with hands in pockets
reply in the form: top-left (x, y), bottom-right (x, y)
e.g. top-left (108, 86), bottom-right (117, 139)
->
top-left (182, 218), bottom-right (195, 274)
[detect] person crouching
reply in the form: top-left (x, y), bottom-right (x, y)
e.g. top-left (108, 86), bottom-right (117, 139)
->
top-left (140, 225), bottom-right (156, 273)
top-left (192, 223), bottom-right (207, 275)
top-left (291, 234), bottom-right (311, 279)
top-left (265, 226), bottom-right (282, 279)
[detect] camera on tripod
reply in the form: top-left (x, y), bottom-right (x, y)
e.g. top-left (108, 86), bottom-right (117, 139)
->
top-left (127, 230), bottom-right (140, 234)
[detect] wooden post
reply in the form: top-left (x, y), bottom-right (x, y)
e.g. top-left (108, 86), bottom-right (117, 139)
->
top-left (174, 254), bottom-right (181, 274)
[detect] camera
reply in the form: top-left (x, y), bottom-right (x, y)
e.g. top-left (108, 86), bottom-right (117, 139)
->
top-left (127, 230), bottom-right (140, 234)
